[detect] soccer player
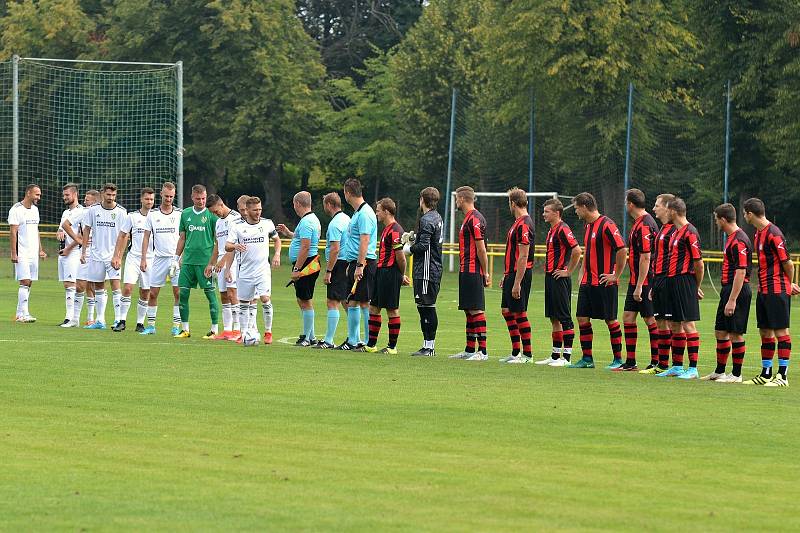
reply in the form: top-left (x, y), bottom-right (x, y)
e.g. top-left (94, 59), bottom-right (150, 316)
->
top-left (619, 188), bottom-right (659, 371)
top-left (449, 186), bottom-right (490, 361)
top-left (337, 178), bottom-right (378, 351)
top-left (207, 194), bottom-right (242, 340)
top-left (656, 197), bottom-right (704, 379)
top-left (277, 191), bottom-right (322, 346)
top-left (568, 192), bottom-right (627, 369)
top-left (236, 195), bottom-right (249, 216)
top-left (701, 203), bottom-right (752, 383)
top-left (640, 193), bottom-right (677, 374)
top-left (498, 188), bottom-right (535, 364)
top-left (56, 183), bottom-right (82, 326)
top-left (139, 182), bottom-right (182, 335)
top-left (8, 183), bottom-right (45, 322)
top-left (407, 187), bottom-right (444, 357)
top-left (535, 198), bottom-right (580, 366)
top-left (365, 198), bottom-right (407, 355)
top-left (110, 187), bottom-right (156, 332)
top-left (225, 196), bottom-right (281, 344)
top-left (80, 183), bottom-right (127, 329)
top-left (742, 198), bottom-right (800, 387)
top-left (62, 189), bottom-right (100, 326)
top-left (174, 184), bottom-right (220, 339)
top-left (313, 192), bottom-right (351, 350)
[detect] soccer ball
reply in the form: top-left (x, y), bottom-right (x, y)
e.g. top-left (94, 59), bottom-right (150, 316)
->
top-left (242, 329), bottom-right (260, 346)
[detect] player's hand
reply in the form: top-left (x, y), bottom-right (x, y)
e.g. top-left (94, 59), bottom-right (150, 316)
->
top-left (355, 264), bottom-right (364, 281)
top-left (215, 258), bottom-right (226, 272)
top-left (56, 229), bottom-right (65, 242)
top-left (599, 272), bottom-right (618, 286)
top-left (80, 254), bottom-right (86, 265)
top-left (225, 269), bottom-right (233, 283)
top-left (10, 255), bottom-right (18, 264)
top-left (39, 249), bottom-right (47, 260)
top-left (234, 243), bottom-right (247, 253)
top-left (499, 275), bottom-right (504, 289)
top-left (484, 273), bottom-right (491, 287)
top-left (791, 283), bottom-right (800, 296)
top-left (402, 275), bottom-right (411, 286)
top-left (324, 272), bottom-right (332, 284)
top-left (553, 268), bottom-right (569, 279)
top-left (633, 286), bottom-right (642, 302)
top-left (204, 264), bottom-right (213, 278)
top-left (512, 282), bottom-right (521, 299)
top-left (724, 300), bottom-right (736, 316)
top-left (276, 224), bottom-right (291, 236)
top-left (140, 258), bottom-right (148, 272)
top-left (697, 287), bottom-right (705, 300)
top-left (111, 257), bottom-right (121, 270)
top-left (271, 254), bottom-right (280, 269)
top-left (291, 270), bottom-right (300, 281)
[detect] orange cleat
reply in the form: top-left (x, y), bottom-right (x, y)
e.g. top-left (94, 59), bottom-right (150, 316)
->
top-left (263, 332), bottom-right (273, 345)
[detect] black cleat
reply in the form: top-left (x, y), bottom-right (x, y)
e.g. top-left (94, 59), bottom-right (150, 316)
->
top-left (112, 320), bottom-right (126, 332)
top-left (295, 335), bottom-right (307, 346)
top-left (58, 319), bottom-right (70, 326)
top-left (411, 348), bottom-right (436, 357)
top-left (312, 341), bottom-right (335, 349)
top-left (135, 323), bottom-right (145, 333)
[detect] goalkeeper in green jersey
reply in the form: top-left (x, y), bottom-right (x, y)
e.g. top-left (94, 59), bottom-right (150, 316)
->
top-left (174, 184), bottom-right (220, 339)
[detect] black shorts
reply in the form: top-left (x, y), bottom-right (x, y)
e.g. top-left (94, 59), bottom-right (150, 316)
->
top-left (458, 272), bottom-right (485, 311)
top-left (651, 275), bottom-right (671, 320)
top-left (576, 284), bottom-right (618, 320)
top-left (715, 283), bottom-right (752, 334)
top-left (501, 269), bottom-right (533, 313)
top-left (371, 267), bottom-right (403, 310)
top-left (347, 259), bottom-right (377, 303)
top-left (293, 256), bottom-right (320, 301)
top-left (756, 292), bottom-right (791, 330)
top-left (326, 259), bottom-right (349, 301)
top-left (668, 274), bottom-right (700, 323)
top-left (544, 273), bottom-right (571, 321)
top-left (414, 278), bottom-right (440, 306)
top-left (624, 283), bottom-right (655, 317)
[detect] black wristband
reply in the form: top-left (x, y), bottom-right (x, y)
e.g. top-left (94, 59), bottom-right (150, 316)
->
top-left (357, 263), bottom-right (365, 268)
top-left (326, 269), bottom-right (333, 273)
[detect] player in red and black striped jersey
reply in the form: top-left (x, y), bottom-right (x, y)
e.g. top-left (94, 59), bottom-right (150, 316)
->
top-left (619, 189), bottom-right (659, 372)
top-left (657, 197), bottom-right (704, 379)
top-left (742, 198), bottom-right (800, 387)
top-left (450, 186), bottom-right (490, 361)
top-left (701, 203), bottom-right (753, 383)
top-left (365, 198), bottom-right (408, 354)
top-left (499, 188), bottom-right (535, 364)
top-left (569, 192), bottom-right (627, 369)
top-left (534, 198), bottom-right (580, 367)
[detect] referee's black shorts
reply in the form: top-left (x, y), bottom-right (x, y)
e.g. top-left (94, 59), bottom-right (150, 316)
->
top-left (755, 292), bottom-right (791, 330)
top-left (347, 259), bottom-right (377, 303)
top-left (624, 283), bottom-right (655, 317)
top-left (292, 256), bottom-right (319, 301)
top-left (326, 259), bottom-right (350, 301)
top-left (544, 273), bottom-right (571, 321)
top-left (651, 275), bottom-right (671, 321)
top-left (576, 283), bottom-right (618, 320)
top-left (458, 272), bottom-right (485, 311)
top-left (371, 266), bottom-right (403, 310)
top-left (714, 283), bottom-right (752, 334)
top-left (668, 274), bottom-right (700, 323)
top-left (501, 269), bottom-right (533, 313)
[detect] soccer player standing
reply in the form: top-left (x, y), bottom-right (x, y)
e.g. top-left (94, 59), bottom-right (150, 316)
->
top-left (365, 198), bottom-right (407, 355)
top-left (62, 189), bottom-right (100, 326)
top-left (8, 184), bottom-right (45, 323)
top-left (207, 194), bottom-right (242, 340)
top-left (277, 191), bottom-right (322, 346)
top-left (174, 184), bottom-right (220, 339)
top-left (700, 203), bottom-right (753, 383)
top-left (57, 183), bottom-right (82, 326)
top-left (742, 198), bottom-right (800, 387)
top-left (656, 197), bottom-right (704, 379)
top-left (450, 186), bottom-right (490, 361)
top-left (535, 198), bottom-right (581, 366)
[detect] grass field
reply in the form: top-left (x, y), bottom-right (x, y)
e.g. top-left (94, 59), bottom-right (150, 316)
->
top-left (1, 255), bottom-right (799, 531)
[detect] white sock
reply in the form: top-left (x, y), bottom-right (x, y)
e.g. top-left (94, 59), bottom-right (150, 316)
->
top-left (424, 340), bottom-right (435, 350)
top-left (231, 303), bottom-right (240, 331)
top-left (173, 305), bottom-right (181, 325)
top-left (95, 290), bottom-right (107, 324)
top-left (249, 303), bottom-right (258, 331)
top-left (222, 303), bottom-right (232, 331)
top-left (262, 302), bottom-right (273, 333)
top-left (239, 303), bottom-right (249, 331)
top-left (73, 292), bottom-right (85, 322)
top-left (17, 285), bottom-right (30, 317)
top-left (65, 287), bottom-right (76, 319)
top-left (136, 299), bottom-right (148, 324)
top-left (210, 323), bottom-right (219, 334)
top-left (112, 290), bottom-right (122, 322)
top-left (87, 297), bottom-right (96, 322)
top-left (181, 321), bottom-right (189, 332)
top-left (120, 295), bottom-right (132, 321)
top-left (563, 347), bottom-right (573, 356)
top-left (147, 306), bottom-right (157, 327)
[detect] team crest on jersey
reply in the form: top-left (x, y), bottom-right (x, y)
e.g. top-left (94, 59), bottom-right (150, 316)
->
top-left (201, 216), bottom-right (207, 223)
top-left (112, 213), bottom-right (116, 220)
top-left (591, 232), bottom-right (596, 238)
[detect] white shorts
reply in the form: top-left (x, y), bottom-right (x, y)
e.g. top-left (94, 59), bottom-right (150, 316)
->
top-left (123, 254), bottom-right (151, 289)
top-left (237, 273), bottom-right (272, 301)
top-left (150, 256), bottom-right (180, 287)
top-left (217, 267), bottom-right (237, 292)
top-left (86, 258), bottom-right (121, 282)
top-left (15, 258), bottom-right (39, 281)
top-left (58, 253), bottom-right (80, 282)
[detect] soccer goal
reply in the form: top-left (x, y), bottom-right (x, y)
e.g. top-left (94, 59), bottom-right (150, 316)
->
top-left (3, 56), bottom-right (183, 222)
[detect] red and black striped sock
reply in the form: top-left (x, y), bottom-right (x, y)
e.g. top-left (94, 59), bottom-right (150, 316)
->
top-left (731, 341), bottom-right (745, 377)
top-left (551, 330), bottom-right (563, 359)
top-left (562, 326), bottom-right (574, 361)
top-left (608, 321), bottom-right (623, 361)
top-left (647, 322), bottom-right (659, 365)
top-left (777, 335), bottom-right (791, 378)
top-left (579, 322), bottom-right (593, 361)
top-left (388, 316), bottom-right (401, 348)
top-left (715, 338), bottom-right (731, 374)
top-left (623, 322), bottom-right (637, 365)
top-left (368, 313), bottom-right (382, 347)
top-left (687, 333), bottom-right (700, 368)
top-left (658, 329), bottom-right (672, 369)
top-left (464, 312), bottom-right (476, 353)
top-left (474, 312), bottom-right (487, 354)
top-left (516, 312), bottom-right (532, 358)
top-left (761, 336), bottom-right (776, 378)
top-left (503, 311), bottom-right (520, 355)
top-left (671, 332), bottom-right (687, 367)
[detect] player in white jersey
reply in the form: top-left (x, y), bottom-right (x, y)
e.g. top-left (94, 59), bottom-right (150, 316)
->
top-left (8, 183), bottom-right (45, 322)
top-left (61, 189), bottom-right (100, 326)
top-left (80, 183), bottom-right (127, 329)
top-left (225, 196), bottom-right (281, 345)
top-left (208, 194), bottom-right (243, 340)
top-left (56, 183), bottom-right (82, 326)
top-left (139, 182), bottom-right (182, 336)
top-left (111, 187), bottom-right (156, 332)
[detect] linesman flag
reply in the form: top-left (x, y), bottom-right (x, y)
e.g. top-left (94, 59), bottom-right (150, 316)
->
top-left (286, 256), bottom-right (321, 287)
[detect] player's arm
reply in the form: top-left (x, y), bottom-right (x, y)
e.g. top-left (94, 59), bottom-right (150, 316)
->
top-left (409, 222), bottom-right (431, 255)
top-left (354, 233), bottom-right (369, 280)
top-left (693, 257), bottom-right (704, 295)
top-left (325, 240), bottom-right (340, 284)
top-left (141, 229), bottom-right (151, 262)
top-left (635, 252), bottom-right (651, 292)
top-left (292, 238), bottom-right (311, 280)
top-left (476, 239), bottom-right (490, 286)
top-left (61, 218), bottom-right (82, 245)
top-left (38, 228), bottom-right (46, 259)
top-left (112, 231), bottom-right (129, 270)
top-left (204, 240), bottom-right (219, 278)
top-left (9, 223), bottom-right (18, 263)
top-left (601, 247), bottom-right (627, 286)
top-left (175, 231), bottom-right (186, 260)
top-left (725, 268), bottom-right (746, 315)
top-left (271, 234), bottom-right (282, 268)
top-left (80, 225), bottom-right (92, 264)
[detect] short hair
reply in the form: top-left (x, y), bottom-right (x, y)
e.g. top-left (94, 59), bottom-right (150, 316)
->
top-left (245, 196), bottom-right (261, 207)
top-left (376, 197), bottom-right (397, 217)
top-left (714, 203), bottom-right (737, 223)
top-left (420, 187), bottom-right (440, 209)
top-left (455, 186), bottom-right (475, 202)
top-left (24, 183), bottom-right (40, 195)
top-left (626, 188), bottom-right (646, 208)
top-left (573, 192), bottom-right (596, 210)
top-left (62, 183), bottom-right (78, 193)
top-left (508, 187), bottom-right (528, 208)
top-left (294, 191), bottom-right (312, 208)
top-left (140, 187), bottom-right (155, 196)
top-left (191, 184), bottom-right (206, 194)
top-left (161, 181), bottom-right (176, 191)
top-left (655, 193), bottom-right (675, 207)
top-left (237, 195), bottom-right (250, 205)
top-left (206, 194), bottom-right (223, 207)
top-left (743, 197), bottom-right (765, 217)
top-left (323, 192), bottom-right (342, 209)
top-left (543, 198), bottom-right (564, 216)
top-left (344, 178), bottom-right (363, 197)
top-left (102, 183), bottom-right (117, 192)
top-left (668, 197), bottom-right (687, 216)
top-left (86, 189), bottom-right (100, 199)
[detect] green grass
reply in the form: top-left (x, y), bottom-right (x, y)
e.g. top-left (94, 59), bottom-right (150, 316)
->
top-left (1, 256), bottom-right (799, 531)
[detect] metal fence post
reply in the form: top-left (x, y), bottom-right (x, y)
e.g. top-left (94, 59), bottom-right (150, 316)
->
top-left (176, 61), bottom-right (184, 209)
top-left (723, 80), bottom-right (731, 205)
top-left (12, 55), bottom-right (19, 202)
top-left (444, 88), bottom-right (457, 272)
top-left (528, 90), bottom-right (535, 194)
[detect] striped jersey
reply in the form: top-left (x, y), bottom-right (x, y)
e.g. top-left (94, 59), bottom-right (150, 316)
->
top-left (545, 220), bottom-right (578, 273)
top-left (627, 213), bottom-right (658, 286)
top-left (377, 221), bottom-right (404, 268)
top-left (721, 228), bottom-right (752, 285)
top-left (459, 209), bottom-right (487, 274)
top-left (754, 223), bottom-right (791, 294)
top-left (581, 215), bottom-right (625, 286)
top-left (652, 223), bottom-right (676, 276)
top-left (504, 214), bottom-right (535, 274)
top-left (667, 223), bottom-right (702, 277)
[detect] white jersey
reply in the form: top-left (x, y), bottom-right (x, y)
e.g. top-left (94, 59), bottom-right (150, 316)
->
top-left (146, 207), bottom-right (182, 257)
top-left (216, 210), bottom-right (242, 262)
top-left (227, 218), bottom-right (277, 280)
top-left (85, 203), bottom-right (127, 262)
top-left (7, 202), bottom-right (40, 259)
top-left (66, 205), bottom-right (90, 252)
top-left (59, 205), bottom-right (83, 250)
top-left (120, 210), bottom-right (152, 260)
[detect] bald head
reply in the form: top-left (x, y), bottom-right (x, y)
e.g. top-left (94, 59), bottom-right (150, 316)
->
top-left (294, 191), bottom-right (312, 208)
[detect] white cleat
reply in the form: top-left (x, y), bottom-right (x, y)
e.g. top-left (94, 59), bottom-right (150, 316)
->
top-left (59, 320), bottom-right (79, 328)
top-left (535, 357), bottom-right (556, 365)
top-left (504, 355), bottom-right (531, 364)
top-left (716, 373), bottom-right (742, 383)
top-left (15, 315), bottom-right (37, 323)
top-left (548, 358), bottom-right (571, 367)
top-left (700, 372), bottom-right (725, 381)
top-left (465, 352), bottom-right (488, 361)
top-left (449, 351), bottom-right (472, 359)
top-left (764, 375), bottom-right (789, 387)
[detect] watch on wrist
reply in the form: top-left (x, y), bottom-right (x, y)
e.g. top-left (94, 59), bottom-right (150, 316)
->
top-left (357, 263), bottom-right (364, 268)
top-left (292, 267), bottom-right (300, 272)
top-left (326, 269), bottom-right (334, 273)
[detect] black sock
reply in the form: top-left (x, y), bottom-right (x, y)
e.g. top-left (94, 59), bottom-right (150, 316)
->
top-left (714, 363), bottom-right (726, 374)
top-left (761, 367), bottom-right (773, 379)
top-left (779, 366), bottom-right (788, 379)
top-left (732, 363), bottom-right (742, 377)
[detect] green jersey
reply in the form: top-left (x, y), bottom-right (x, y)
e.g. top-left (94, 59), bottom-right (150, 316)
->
top-left (179, 207), bottom-right (219, 265)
